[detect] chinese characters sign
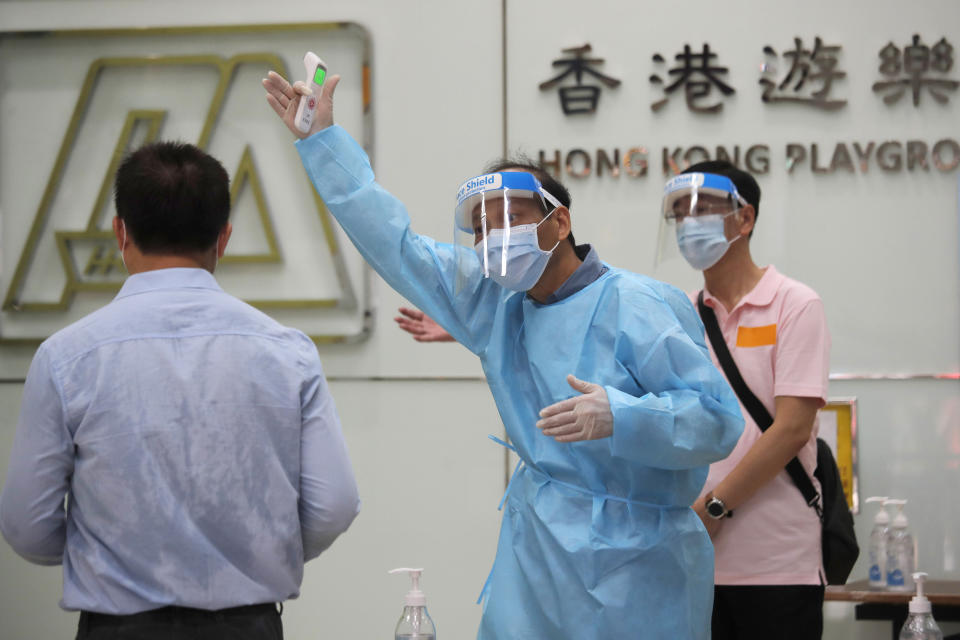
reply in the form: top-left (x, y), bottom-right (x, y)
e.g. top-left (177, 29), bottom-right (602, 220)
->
top-left (872, 35), bottom-right (958, 106)
top-left (539, 35), bottom-right (958, 115)
top-left (539, 44), bottom-right (621, 114)
top-left (761, 37), bottom-right (846, 110)
top-left (650, 44), bottom-right (735, 113)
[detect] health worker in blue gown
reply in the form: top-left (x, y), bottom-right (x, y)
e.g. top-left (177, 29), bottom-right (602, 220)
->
top-left (263, 69), bottom-right (744, 640)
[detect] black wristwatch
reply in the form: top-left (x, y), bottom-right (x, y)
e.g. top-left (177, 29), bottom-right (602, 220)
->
top-left (705, 493), bottom-right (732, 520)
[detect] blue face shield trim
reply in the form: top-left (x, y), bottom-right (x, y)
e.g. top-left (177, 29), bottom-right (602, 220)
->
top-left (455, 172), bottom-right (560, 234)
top-left (661, 173), bottom-right (745, 221)
top-left (453, 171), bottom-right (563, 294)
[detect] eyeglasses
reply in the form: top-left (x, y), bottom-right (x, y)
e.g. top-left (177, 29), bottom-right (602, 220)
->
top-left (665, 195), bottom-right (740, 221)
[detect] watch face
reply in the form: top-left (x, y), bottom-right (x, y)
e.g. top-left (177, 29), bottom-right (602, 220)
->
top-left (706, 499), bottom-right (725, 518)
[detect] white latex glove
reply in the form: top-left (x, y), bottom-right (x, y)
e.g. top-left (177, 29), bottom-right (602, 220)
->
top-left (536, 375), bottom-right (614, 443)
top-left (262, 69), bottom-right (340, 139)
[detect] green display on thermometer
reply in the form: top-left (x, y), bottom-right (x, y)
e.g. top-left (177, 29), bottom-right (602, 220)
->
top-left (295, 52), bottom-right (327, 134)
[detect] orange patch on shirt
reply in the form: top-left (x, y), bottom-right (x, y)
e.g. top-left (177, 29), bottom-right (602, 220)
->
top-left (736, 324), bottom-right (777, 347)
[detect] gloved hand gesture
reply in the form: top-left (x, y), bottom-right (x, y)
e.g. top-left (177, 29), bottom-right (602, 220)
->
top-left (393, 307), bottom-right (455, 343)
top-left (536, 375), bottom-right (614, 443)
top-left (262, 70), bottom-right (340, 139)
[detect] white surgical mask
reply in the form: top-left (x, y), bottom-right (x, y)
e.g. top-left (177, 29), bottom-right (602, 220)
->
top-left (475, 210), bottom-right (559, 292)
top-left (676, 212), bottom-right (740, 270)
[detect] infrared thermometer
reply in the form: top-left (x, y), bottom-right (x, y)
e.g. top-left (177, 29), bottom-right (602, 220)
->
top-left (294, 52), bottom-right (327, 134)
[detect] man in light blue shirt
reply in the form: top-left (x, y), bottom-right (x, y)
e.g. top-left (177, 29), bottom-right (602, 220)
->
top-left (0, 141), bottom-right (360, 640)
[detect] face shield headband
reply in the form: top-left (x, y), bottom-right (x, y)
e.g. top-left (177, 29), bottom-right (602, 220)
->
top-left (661, 172), bottom-right (747, 221)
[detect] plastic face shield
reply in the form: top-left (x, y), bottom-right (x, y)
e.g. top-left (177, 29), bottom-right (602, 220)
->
top-left (654, 172), bottom-right (746, 267)
top-left (453, 171), bottom-right (561, 293)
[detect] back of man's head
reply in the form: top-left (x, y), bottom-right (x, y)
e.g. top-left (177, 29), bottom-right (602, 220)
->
top-left (682, 160), bottom-right (761, 224)
top-left (114, 141), bottom-right (230, 254)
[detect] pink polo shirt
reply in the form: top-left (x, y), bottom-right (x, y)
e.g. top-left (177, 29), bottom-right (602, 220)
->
top-left (691, 265), bottom-right (830, 585)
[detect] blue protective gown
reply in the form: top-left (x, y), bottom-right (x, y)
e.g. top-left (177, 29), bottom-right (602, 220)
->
top-left (297, 126), bottom-right (744, 639)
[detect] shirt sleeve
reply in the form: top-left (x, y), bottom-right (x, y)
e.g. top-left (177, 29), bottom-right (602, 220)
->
top-left (295, 126), bottom-right (502, 355)
top-left (606, 289), bottom-right (744, 470)
top-left (0, 345), bottom-right (73, 565)
top-left (774, 297), bottom-right (830, 404)
top-left (297, 339), bottom-right (360, 561)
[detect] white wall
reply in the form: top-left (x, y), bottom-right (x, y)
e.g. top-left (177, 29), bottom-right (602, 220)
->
top-left (0, 1), bottom-right (958, 639)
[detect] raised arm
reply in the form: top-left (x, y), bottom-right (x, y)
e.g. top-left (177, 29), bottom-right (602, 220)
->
top-left (263, 71), bottom-right (500, 353)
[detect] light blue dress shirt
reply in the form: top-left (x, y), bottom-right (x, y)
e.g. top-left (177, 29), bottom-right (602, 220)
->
top-left (0, 268), bottom-right (360, 614)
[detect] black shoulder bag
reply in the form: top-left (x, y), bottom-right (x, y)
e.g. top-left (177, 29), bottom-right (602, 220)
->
top-left (697, 291), bottom-right (859, 585)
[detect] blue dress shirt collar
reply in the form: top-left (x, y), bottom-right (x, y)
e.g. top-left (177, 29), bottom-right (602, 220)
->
top-left (116, 268), bottom-right (222, 300)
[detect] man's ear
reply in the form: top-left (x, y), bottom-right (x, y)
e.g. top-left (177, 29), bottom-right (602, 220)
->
top-left (553, 206), bottom-right (572, 242)
top-left (112, 216), bottom-right (124, 250)
top-left (217, 222), bottom-right (233, 259)
top-left (737, 205), bottom-right (756, 238)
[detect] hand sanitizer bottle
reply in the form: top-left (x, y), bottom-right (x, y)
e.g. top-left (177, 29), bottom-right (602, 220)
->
top-left (866, 496), bottom-right (890, 588)
top-left (389, 568), bottom-right (436, 640)
top-left (899, 572), bottom-right (943, 639)
top-left (885, 499), bottom-right (915, 592)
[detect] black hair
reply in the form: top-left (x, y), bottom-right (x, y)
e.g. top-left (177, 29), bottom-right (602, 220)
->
top-left (483, 156), bottom-right (577, 249)
top-left (682, 160), bottom-right (761, 232)
top-left (114, 141), bottom-right (230, 255)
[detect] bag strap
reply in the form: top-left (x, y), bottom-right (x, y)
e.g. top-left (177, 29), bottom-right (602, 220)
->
top-left (697, 291), bottom-right (823, 519)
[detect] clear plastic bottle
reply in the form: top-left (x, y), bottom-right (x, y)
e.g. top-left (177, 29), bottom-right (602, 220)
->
top-left (899, 572), bottom-right (943, 640)
top-left (389, 568), bottom-right (436, 640)
top-left (866, 496), bottom-right (890, 588)
top-left (885, 499), bottom-right (915, 592)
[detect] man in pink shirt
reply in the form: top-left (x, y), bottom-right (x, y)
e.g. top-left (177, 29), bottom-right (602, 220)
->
top-left (669, 160), bottom-right (830, 640)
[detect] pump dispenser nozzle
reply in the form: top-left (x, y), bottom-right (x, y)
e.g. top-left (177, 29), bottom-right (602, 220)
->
top-left (867, 496), bottom-right (890, 524)
top-left (390, 567), bottom-right (436, 639)
top-left (389, 567), bottom-right (427, 606)
top-left (886, 499), bottom-right (909, 528)
top-left (910, 572), bottom-right (931, 613)
top-left (900, 571), bottom-right (944, 639)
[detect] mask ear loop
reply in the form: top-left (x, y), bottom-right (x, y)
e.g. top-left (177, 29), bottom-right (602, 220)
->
top-left (728, 193), bottom-right (750, 244)
top-left (710, 190), bottom-right (747, 251)
top-left (727, 191), bottom-right (748, 225)
top-left (538, 188), bottom-right (563, 252)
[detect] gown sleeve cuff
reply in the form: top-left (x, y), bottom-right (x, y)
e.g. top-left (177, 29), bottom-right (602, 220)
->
top-left (295, 125), bottom-right (375, 204)
top-left (607, 385), bottom-right (654, 460)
